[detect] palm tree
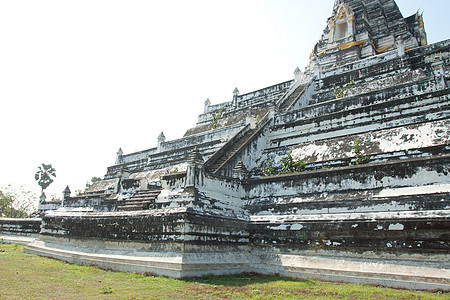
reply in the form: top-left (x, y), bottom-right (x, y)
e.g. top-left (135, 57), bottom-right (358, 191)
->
top-left (35, 163), bottom-right (56, 193)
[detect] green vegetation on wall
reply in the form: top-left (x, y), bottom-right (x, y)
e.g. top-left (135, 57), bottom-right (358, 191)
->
top-left (353, 139), bottom-right (370, 165)
top-left (210, 108), bottom-right (225, 129)
top-left (332, 80), bottom-right (354, 98)
top-left (261, 152), bottom-right (305, 176)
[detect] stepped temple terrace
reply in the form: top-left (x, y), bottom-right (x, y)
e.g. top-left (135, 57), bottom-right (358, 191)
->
top-left (1, 0), bottom-right (449, 290)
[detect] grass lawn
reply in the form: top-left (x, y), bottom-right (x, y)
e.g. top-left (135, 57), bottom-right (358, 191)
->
top-left (0, 243), bottom-right (448, 299)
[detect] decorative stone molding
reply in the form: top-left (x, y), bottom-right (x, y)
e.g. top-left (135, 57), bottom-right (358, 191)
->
top-left (63, 186), bottom-right (71, 201)
top-left (39, 193), bottom-right (46, 204)
top-left (233, 161), bottom-right (248, 180)
top-left (204, 98), bottom-right (211, 113)
top-left (396, 39), bottom-right (406, 57)
top-left (115, 148), bottom-right (123, 165)
top-left (329, 2), bottom-right (354, 42)
top-left (232, 87), bottom-right (240, 107)
top-left (157, 132), bottom-right (166, 153)
top-left (294, 67), bottom-right (302, 82)
top-left (186, 148), bottom-right (204, 187)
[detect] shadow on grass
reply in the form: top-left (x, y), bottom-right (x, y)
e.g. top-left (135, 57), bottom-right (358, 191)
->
top-left (182, 272), bottom-right (318, 287)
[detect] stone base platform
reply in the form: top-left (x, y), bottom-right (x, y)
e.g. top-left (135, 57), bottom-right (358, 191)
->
top-left (0, 234), bottom-right (39, 246)
top-left (24, 235), bottom-right (254, 278)
top-left (273, 253), bottom-right (450, 291)
top-left (12, 235), bottom-right (449, 291)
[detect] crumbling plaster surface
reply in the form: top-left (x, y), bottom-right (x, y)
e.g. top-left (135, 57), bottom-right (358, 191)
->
top-left (196, 174), bottom-right (246, 218)
top-left (130, 163), bottom-right (188, 183)
top-left (249, 210), bottom-right (448, 223)
top-left (0, 218), bottom-right (41, 235)
top-left (269, 91), bottom-right (449, 151)
top-left (245, 156), bottom-right (450, 202)
top-left (290, 119), bottom-right (449, 163)
top-left (345, 69), bottom-right (428, 97)
top-left (85, 178), bottom-right (116, 194)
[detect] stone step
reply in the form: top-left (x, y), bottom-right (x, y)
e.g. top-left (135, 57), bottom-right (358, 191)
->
top-left (119, 200), bottom-right (153, 205)
top-left (210, 120), bottom-right (271, 174)
top-left (22, 235), bottom-right (450, 291)
top-left (269, 253), bottom-right (450, 291)
top-left (245, 191), bottom-right (450, 215)
top-left (279, 83), bottom-right (308, 111)
top-left (130, 192), bottom-right (161, 198)
top-left (299, 144), bottom-right (450, 172)
top-left (116, 189), bottom-right (162, 211)
top-left (117, 205), bottom-right (148, 211)
top-left (208, 131), bottom-right (257, 172)
top-left (270, 89), bottom-right (450, 148)
top-left (277, 77), bottom-right (445, 129)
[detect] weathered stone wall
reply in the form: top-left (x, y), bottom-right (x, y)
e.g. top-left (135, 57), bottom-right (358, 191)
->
top-left (236, 80), bottom-right (293, 108)
top-left (41, 208), bottom-right (249, 246)
top-left (63, 194), bottom-right (119, 212)
top-left (196, 173), bottom-right (246, 217)
top-left (289, 119), bottom-right (449, 165)
top-left (106, 124), bottom-right (244, 178)
top-left (267, 74), bottom-right (448, 159)
top-left (161, 124), bottom-right (242, 153)
top-left (243, 155), bottom-right (449, 252)
top-left (197, 80), bottom-right (292, 126)
top-left (121, 148), bottom-right (157, 164)
top-left (245, 155), bottom-right (450, 204)
top-left (158, 170), bottom-right (246, 217)
top-left (249, 215), bottom-right (448, 252)
top-left (0, 218), bottom-right (41, 236)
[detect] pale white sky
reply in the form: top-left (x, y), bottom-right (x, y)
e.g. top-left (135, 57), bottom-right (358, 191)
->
top-left (0, 0), bottom-right (448, 201)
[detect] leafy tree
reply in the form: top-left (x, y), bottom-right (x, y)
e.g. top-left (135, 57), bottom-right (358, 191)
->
top-left (34, 163), bottom-right (56, 193)
top-left (0, 186), bottom-right (37, 218)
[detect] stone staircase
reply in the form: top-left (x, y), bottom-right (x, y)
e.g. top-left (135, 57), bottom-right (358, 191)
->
top-left (207, 119), bottom-right (271, 174)
top-left (278, 83), bottom-right (308, 111)
top-left (116, 189), bottom-right (162, 211)
top-left (207, 128), bottom-right (258, 174)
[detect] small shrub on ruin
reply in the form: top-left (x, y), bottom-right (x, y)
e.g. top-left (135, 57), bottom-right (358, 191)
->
top-left (168, 167), bottom-right (179, 174)
top-left (210, 108), bottom-right (225, 129)
top-left (353, 139), bottom-right (370, 165)
top-left (261, 160), bottom-right (275, 176)
top-left (280, 152), bottom-right (306, 174)
top-left (332, 80), bottom-right (354, 98)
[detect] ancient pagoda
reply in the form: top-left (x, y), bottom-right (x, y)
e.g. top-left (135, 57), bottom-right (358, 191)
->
top-left (3, 0), bottom-right (448, 290)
